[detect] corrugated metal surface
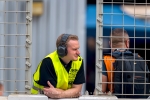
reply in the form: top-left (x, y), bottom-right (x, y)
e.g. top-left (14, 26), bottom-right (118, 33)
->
top-left (0, 1), bottom-right (5, 86)
top-left (32, 0), bottom-right (86, 70)
top-left (32, 0), bottom-right (86, 94)
top-left (0, 0), bottom-right (30, 95)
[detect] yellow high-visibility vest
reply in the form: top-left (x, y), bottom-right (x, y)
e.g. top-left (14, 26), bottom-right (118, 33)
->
top-left (31, 51), bottom-right (82, 94)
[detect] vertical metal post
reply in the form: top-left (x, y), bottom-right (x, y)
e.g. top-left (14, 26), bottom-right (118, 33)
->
top-left (25, 0), bottom-right (32, 94)
top-left (95, 0), bottom-right (103, 95)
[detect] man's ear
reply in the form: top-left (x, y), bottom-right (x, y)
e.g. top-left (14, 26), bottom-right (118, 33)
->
top-left (126, 40), bottom-right (130, 48)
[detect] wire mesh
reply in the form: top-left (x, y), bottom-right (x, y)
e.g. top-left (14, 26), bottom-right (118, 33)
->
top-left (96, 0), bottom-right (150, 98)
top-left (0, 0), bottom-right (32, 96)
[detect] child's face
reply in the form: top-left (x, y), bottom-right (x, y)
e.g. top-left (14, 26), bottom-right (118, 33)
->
top-left (0, 85), bottom-right (3, 96)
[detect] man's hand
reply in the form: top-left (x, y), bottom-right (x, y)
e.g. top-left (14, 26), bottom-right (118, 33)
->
top-left (43, 81), bottom-right (82, 98)
top-left (43, 81), bottom-right (63, 98)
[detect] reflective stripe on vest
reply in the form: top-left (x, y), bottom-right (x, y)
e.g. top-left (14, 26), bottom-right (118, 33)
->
top-left (30, 80), bottom-right (44, 94)
top-left (104, 55), bottom-right (115, 93)
top-left (31, 61), bottom-right (44, 94)
top-left (31, 50), bottom-right (82, 94)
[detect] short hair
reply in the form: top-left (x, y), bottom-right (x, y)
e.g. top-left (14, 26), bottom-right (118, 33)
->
top-left (56, 34), bottom-right (78, 48)
top-left (110, 28), bottom-right (129, 48)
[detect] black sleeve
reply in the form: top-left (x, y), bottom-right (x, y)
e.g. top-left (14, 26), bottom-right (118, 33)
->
top-left (73, 60), bottom-right (85, 84)
top-left (38, 57), bottom-right (57, 87)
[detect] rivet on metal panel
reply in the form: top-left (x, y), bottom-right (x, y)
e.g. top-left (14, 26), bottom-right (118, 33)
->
top-left (96, 86), bottom-right (102, 94)
top-left (26, 38), bottom-right (32, 44)
top-left (107, 91), bottom-right (112, 95)
top-left (84, 90), bottom-right (89, 95)
top-left (26, 61), bottom-right (31, 68)
top-left (96, 63), bottom-right (102, 69)
top-left (25, 85), bottom-right (31, 90)
top-left (26, 16), bottom-right (32, 22)
top-left (97, 17), bottom-right (102, 22)
top-left (96, 40), bottom-right (102, 45)
top-left (96, 86), bottom-right (102, 92)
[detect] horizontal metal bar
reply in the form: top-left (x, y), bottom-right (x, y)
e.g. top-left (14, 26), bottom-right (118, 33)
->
top-left (98, 58), bottom-right (150, 61)
top-left (0, 11), bottom-right (30, 13)
top-left (0, 45), bottom-right (25, 47)
top-left (100, 25), bottom-right (150, 27)
top-left (0, 34), bottom-right (29, 36)
top-left (0, 22), bottom-right (27, 24)
top-left (0, 68), bottom-right (26, 70)
top-left (99, 71), bottom-right (150, 73)
top-left (98, 48), bottom-right (150, 50)
top-left (5, 91), bottom-right (27, 93)
top-left (0, 0), bottom-right (30, 1)
top-left (0, 57), bottom-right (29, 58)
top-left (102, 2), bottom-right (150, 4)
top-left (110, 94), bottom-right (150, 95)
top-left (100, 82), bottom-right (150, 84)
top-left (0, 80), bottom-right (28, 81)
top-left (100, 36), bottom-right (150, 38)
top-left (100, 13), bottom-right (150, 16)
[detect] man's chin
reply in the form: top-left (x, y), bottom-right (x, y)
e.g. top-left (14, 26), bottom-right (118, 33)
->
top-left (72, 58), bottom-right (78, 61)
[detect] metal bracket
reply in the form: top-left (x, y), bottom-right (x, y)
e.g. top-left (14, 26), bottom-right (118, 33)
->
top-left (84, 90), bottom-right (89, 95)
top-left (26, 61), bottom-right (31, 68)
top-left (96, 40), bottom-right (102, 45)
top-left (25, 85), bottom-right (31, 90)
top-left (26, 38), bottom-right (32, 44)
top-left (26, 16), bottom-right (32, 22)
top-left (107, 91), bottom-right (112, 95)
top-left (97, 17), bottom-right (102, 22)
top-left (96, 86), bottom-right (103, 94)
top-left (96, 63), bottom-right (102, 69)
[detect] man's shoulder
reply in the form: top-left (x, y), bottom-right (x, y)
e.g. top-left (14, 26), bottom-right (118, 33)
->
top-left (40, 57), bottom-right (53, 68)
top-left (43, 57), bottom-right (52, 62)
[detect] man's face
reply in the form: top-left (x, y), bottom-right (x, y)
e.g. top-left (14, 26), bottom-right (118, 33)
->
top-left (66, 40), bottom-right (80, 61)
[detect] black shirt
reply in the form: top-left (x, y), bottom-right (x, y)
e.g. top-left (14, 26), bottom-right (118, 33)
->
top-left (38, 57), bottom-right (85, 87)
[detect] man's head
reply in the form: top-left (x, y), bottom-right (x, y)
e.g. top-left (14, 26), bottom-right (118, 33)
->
top-left (0, 83), bottom-right (3, 96)
top-left (56, 34), bottom-right (80, 61)
top-left (109, 28), bottom-right (130, 51)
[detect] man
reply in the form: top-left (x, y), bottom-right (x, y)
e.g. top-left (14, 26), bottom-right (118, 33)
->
top-left (0, 83), bottom-right (3, 96)
top-left (31, 34), bottom-right (85, 98)
top-left (102, 28), bottom-right (150, 98)
top-left (102, 28), bottom-right (130, 93)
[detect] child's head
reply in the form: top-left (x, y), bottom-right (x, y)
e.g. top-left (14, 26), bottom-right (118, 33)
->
top-left (0, 83), bottom-right (3, 96)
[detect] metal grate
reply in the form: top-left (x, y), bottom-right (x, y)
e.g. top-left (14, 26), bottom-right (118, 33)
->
top-left (0, 0), bottom-right (32, 96)
top-left (96, 0), bottom-right (150, 98)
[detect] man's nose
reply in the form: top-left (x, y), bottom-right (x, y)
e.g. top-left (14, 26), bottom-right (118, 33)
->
top-left (77, 49), bottom-right (80, 55)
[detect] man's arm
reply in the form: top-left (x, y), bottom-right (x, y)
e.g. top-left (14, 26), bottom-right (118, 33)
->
top-left (102, 61), bottom-right (108, 93)
top-left (56, 84), bottom-right (82, 98)
top-left (38, 58), bottom-right (57, 87)
top-left (102, 75), bottom-right (107, 93)
top-left (43, 81), bottom-right (82, 98)
top-left (43, 60), bottom-right (85, 98)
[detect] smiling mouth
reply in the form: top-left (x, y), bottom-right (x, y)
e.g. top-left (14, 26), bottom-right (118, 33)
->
top-left (75, 56), bottom-right (78, 58)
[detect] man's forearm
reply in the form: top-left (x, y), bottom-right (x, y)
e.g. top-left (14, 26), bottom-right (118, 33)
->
top-left (56, 87), bottom-right (81, 98)
top-left (43, 81), bottom-right (83, 99)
